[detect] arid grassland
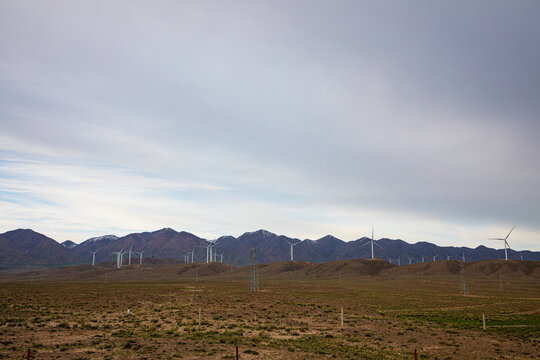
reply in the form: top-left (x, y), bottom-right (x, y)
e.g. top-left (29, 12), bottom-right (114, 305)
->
top-left (0, 266), bottom-right (539, 359)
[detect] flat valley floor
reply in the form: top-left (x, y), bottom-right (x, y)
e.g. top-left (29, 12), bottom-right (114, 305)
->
top-left (0, 266), bottom-right (539, 359)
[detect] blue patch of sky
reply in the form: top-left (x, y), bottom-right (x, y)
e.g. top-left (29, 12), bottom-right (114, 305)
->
top-left (0, 190), bottom-right (59, 208)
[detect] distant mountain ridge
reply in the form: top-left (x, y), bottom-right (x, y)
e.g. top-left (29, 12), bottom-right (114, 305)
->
top-left (0, 229), bottom-right (83, 267)
top-left (0, 228), bottom-right (539, 269)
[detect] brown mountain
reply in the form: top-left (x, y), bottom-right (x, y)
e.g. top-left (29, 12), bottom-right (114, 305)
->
top-left (0, 229), bottom-right (82, 268)
top-left (2, 228), bottom-right (539, 269)
top-left (72, 228), bottom-right (207, 264)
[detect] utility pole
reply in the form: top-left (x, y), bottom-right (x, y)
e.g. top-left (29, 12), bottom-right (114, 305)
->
top-left (461, 260), bottom-right (468, 295)
top-left (250, 247), bottom-right (259, 291)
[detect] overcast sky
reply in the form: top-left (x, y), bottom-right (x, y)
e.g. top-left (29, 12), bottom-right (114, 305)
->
top-left (1, 1), bottom-right (539, 250)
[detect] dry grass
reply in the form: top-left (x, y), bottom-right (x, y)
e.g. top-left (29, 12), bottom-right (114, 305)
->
top-left (0, 265), bottom-right (539, 359)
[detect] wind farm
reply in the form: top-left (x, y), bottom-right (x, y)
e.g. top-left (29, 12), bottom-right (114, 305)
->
top-left (0, 227), bottom-right (539, 359)
top-left (2, 1), bottom-right (540, 359)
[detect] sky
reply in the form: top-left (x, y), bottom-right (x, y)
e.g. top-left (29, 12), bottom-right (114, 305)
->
top-left (1, 1), bottom-right (539, 250)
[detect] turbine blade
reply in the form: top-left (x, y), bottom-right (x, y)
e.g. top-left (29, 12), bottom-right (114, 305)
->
top-left (374, 242), bottom-right (383, 249)
top-left (487, 238), bottom-right (504, 240)
top-left (504, 225), bottom-right (515, 240)
top-left (359, 241), bottom-right (370, 248)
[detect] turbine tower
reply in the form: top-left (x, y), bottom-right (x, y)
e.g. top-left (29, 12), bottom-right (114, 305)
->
top-left (137, 250), bottom-right (145, 265)
top-left (112, 249), bottom-right (123, 269)
top-left (120, 250), bottom-right (126, 267)
top-left (128, 245), bottom-right (133, 266)
top-left (249, 247), bottom-right (259, 291)
top-left (205, 243), bottom-right (216, 263)
top-left (89, 249), bottom-right (99, 267)
top-left (488, 225), bottom-right (515, 261)
top-left (284, 239), bottom-right (301, 261)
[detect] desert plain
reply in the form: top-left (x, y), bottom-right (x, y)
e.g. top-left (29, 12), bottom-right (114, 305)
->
top-left (0, 259), bottom-right (538, 359)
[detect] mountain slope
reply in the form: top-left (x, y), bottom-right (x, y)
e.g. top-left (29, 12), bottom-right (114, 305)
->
top-left (0, 229), bottom-right (82, 267)
top-left (1, 228), bottom-right (539, 268)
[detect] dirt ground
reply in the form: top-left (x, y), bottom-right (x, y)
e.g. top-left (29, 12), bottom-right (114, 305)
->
top-left (0, 268), bottom-right (538, 359)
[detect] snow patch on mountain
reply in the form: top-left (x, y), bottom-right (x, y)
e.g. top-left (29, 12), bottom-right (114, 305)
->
top-left (89, 235), bottom-right (119, 242)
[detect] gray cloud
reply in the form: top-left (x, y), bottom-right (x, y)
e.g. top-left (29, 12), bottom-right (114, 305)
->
top-left (1, 1), bottom-right (539, 248)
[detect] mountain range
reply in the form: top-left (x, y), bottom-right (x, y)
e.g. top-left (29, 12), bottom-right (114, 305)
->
top-left (1, 228), bottom-right (539, 269)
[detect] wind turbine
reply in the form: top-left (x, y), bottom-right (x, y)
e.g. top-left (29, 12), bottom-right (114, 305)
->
top-left (120, 250), bottom-right (127, 267)
top-left (284, 239), bottom-right (301, 261)
top-left (136, 250), bottom-right (145, 265)
top-left (408, 257), bottom-right (413, 265)
top-left (128, 245), bottom-right (133, 266)
top-left (203, 244), bottom-right (213, 263)
top-left (360, 227), bottom-right (382, 259)
top-left (89, 249), bottom-right (99, 267)
top-left (432, 255), bottom-right (438, 262)
top-left (488, 225), bottom-right (515, 261)
top-left (112, 249), bottom-right (123, 269)
top-left (205, 243), bottom-right (216, 263)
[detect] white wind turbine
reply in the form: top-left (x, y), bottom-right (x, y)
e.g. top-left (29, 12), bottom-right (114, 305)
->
top-left (89, 249), bottom-right (99, 267)
top-left (136, 250), bottom-right (145, 265)
top-left (360, 227), bottom-right (382, 259)
top-left (128, 245), bottom-right (133, 266)
top-left (112, 249), bottom-right (123, 269)
top-left (120, 249), bottom-right (127, 267)
top-left (202, 243), bottom-right (216, 263)
top-left (407, 257), bottom-right (414, 265)
top-left (284, 239), bottom-right (301, 261)
top-left (488, 225), bottom-right (515, 261)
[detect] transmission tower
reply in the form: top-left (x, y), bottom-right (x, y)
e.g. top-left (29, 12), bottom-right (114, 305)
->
top-left (250, 247), bottom-right (259, 291)
top-left (461, 260), bottom-right (468, 295)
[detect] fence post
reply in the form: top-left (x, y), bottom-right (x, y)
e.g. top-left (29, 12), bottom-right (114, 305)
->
top-left (482, 313), bottom-right (486, 330)
top-left (340, 306), bottom-right (344, 326)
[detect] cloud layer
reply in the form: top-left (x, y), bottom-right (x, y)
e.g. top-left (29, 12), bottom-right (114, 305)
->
top-left (1, 1), bottom-right (539, 250)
